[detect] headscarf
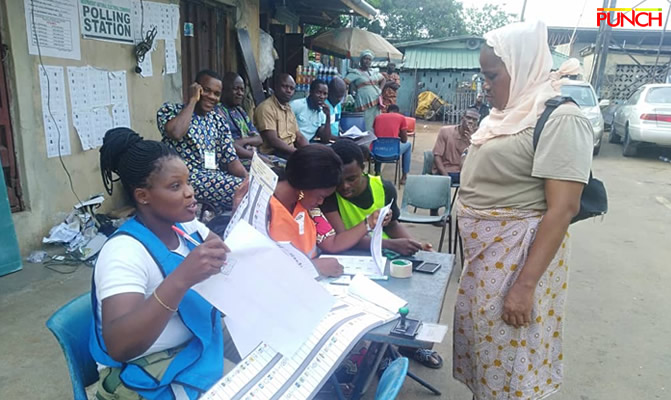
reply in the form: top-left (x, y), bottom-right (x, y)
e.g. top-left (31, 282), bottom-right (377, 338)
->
top-left (470, 20), bottom-right (582, 146)
top-left (360, 49), bottom-right (374, 60)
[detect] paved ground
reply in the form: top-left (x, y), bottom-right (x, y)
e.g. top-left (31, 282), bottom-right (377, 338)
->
top-left (1, 121), bottom-right (670, 399)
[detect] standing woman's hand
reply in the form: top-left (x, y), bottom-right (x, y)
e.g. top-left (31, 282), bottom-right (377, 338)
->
top-left (502, 282), bottom-right (535, 328)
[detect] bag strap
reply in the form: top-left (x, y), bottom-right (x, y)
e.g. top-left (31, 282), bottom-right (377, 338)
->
top-left (533, 95), bottom-right (577, 150)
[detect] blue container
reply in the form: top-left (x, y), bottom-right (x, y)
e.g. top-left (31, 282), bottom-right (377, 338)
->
top-left (340, 112), bottom-right (366, 133)
top-left (0, 170), bottom-right (21, 276)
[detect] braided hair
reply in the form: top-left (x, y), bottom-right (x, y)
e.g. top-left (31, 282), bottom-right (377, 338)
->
top-left (285, 144), bottom-right (342, 190)
top-left (99, 127), bottom-right (178, 203)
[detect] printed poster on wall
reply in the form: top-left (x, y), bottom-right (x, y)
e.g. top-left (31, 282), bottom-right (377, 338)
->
top-left (24, 0), bottom-right (81, 60)
top-left (79, 0), bottom-right (133, 44)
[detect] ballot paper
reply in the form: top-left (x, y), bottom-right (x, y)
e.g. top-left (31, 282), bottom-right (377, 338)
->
top-left (204, 296), bottom-right (393, 400)
top-left (371, 201), bottom-right (393, 272)
top-left (416, 322), bottom-right (449, 344)
top-left (330, 255), bottom-right (387, 278)
top-left (348, 274), bottom-right (407, 314)
top-left (224, 153), bottom-right (278, 238)
top-left (193, 221), bottom-right (334, 357)
top-left (340, 125), bottom-right (367, 139)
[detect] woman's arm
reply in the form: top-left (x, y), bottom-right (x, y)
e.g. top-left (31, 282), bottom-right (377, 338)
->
top-left (101, 239), bottom-right (229, 362)
top-left (502, 179), bottom-right (583, 328)
top-left (317, 212), bottom-right (378, 254)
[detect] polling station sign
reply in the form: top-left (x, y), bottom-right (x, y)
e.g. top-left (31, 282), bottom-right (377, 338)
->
top-left (79, 0), bottom-right (133, 44)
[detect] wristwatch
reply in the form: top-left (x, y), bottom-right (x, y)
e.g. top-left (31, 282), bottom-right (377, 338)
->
top-left (365, 215), bottom-right (374, 232)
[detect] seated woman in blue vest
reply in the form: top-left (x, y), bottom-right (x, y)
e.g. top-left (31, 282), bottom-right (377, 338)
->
top-left (91, 128), bottom-right (237, 400)
top-left (321, 139), bottom-right (433, 256)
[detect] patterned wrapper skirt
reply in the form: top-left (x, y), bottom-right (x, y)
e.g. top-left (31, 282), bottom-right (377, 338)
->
top-left (453, 202), bottom-right (570, 400)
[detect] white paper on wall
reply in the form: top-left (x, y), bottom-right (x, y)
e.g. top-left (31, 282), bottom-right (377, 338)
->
top-left (139, 49), bottom-right (153, 77)
top-left (88, 68), bottom-right (111, 107)
top-left (25, 0), bottom-right (81, 60)
top-left (72, 109), bottom-right (94, 151)
top-left (108, 71), bottom-right (129, 105)
top-left (112, 103), bottom-right (132, 128)
top-left (39, 65), bottom-right (72, 157)
top-left (164, 39), bottom-right (177, 74)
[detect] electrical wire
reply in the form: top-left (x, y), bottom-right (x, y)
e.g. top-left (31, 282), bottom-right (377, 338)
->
top-left (30, 0), bottom-right (83, 206)
top-left (134, 0), bottom-right (157, 71)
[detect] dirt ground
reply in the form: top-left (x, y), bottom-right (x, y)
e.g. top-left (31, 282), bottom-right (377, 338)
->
top-left (1, 121), bottom-right (670, 399)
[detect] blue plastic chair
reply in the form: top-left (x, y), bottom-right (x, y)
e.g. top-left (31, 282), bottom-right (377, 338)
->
top-left (374, 357), bottom-right (409, 400)
top-left (46, 292), bottom-right (99, 400)
top-left (370, 137), bottom-right (402, 185)
top-left (399, 174), bottom-right (453, 252)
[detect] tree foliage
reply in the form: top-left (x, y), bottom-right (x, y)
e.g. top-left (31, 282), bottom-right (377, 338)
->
top-left (356, 0), bottom-right (466, 41)
top-left (463, 4), bottom-right (517, 36)
top-left (353, 0), bottom-right (516, 42)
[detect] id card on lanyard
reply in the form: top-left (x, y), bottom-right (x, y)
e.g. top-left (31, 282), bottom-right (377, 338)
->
top-left (197, 115), bottom-right (218, 170)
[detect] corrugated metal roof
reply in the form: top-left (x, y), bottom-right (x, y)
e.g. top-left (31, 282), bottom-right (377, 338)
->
top-left (402, 47), bottom-right (575, 71)
top-left (402, 48), bottom-right (481, 70)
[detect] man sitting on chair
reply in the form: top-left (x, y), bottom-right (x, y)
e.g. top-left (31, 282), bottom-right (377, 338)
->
top-left (372, 104), bottom-right (411, 184)
top-left (432, 108), bottom-right (480, 184)
top-left (321, 139), bottom-right (444, 369)
top-left (322, 139), bottom-right (432, 256)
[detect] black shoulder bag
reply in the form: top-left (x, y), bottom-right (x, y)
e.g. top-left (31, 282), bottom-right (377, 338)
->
top-left (533, 95), bottom-right (608, 224)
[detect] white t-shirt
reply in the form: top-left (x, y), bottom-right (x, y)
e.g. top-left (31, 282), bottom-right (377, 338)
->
top-left (94, 219), bottom-right (210, 361)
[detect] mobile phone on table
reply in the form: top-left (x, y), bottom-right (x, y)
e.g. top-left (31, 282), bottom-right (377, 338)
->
top-left (413, 261), bottom-right (441, 274)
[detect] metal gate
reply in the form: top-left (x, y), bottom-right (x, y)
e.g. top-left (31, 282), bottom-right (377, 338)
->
top-left (442, 84), bottom-right (477, 125)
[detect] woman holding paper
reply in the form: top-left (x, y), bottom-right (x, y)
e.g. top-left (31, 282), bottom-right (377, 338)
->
top-left (235, 144), bottom-right (386, 277)
top-left (92, 128), bottom-right (237, 400)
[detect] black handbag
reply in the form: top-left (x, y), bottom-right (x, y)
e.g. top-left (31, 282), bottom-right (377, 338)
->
top-left (533, 96), bottom-right (608, 224)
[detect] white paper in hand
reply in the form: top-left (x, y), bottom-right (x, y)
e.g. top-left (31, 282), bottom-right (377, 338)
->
top-left (193, 221), bottom-right (334, 357)
top-left (370, 202), bottom-right (393, 274)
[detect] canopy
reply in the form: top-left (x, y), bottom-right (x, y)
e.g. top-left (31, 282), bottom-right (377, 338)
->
top-left (306, 28), bottom-right (403, 61)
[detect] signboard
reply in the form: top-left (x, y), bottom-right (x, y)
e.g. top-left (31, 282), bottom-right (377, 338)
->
top-left (79, 0), bottom-right (133, 44)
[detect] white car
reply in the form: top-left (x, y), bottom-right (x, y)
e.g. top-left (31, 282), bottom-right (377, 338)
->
top-left (610, 84), bottom-right (671, 157)
top-left (560, 81), bottom-right (605, 155)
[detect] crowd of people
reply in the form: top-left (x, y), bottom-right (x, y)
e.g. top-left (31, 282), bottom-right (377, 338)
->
top-left (89, 20), bottom-right (592, 400)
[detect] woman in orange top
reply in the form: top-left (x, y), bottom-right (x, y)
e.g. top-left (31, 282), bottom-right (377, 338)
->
top-left (267, 144), bottom-right (383, 276)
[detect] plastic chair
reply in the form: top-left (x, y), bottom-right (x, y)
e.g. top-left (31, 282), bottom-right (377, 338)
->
top-left (374, 357), bottom-right (409, 400)
top-left (422, 151), bottom-right (434, 175)
top-left (46, 292), bottom-right (99, 400)
top-left (369, 137), bottom-right (402, 186)
top-left (399, 174), bottom-right (452, 252)
top-left (404, 117), bottom-right (416, 150)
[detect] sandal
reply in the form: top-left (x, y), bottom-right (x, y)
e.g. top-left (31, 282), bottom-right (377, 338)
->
top-left (398, 347), bottom-right (444, 369)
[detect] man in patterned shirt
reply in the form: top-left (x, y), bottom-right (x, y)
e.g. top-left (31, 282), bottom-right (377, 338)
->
top-left (157, 69), bottom-right (247, 213)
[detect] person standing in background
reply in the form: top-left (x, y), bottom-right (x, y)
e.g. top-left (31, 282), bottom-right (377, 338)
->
top-left (344, 50), bottom-right (385, 133)
top-left (382, 62), bottom-right (401, 86)
top-left (470, 93), bottom-right (490, 123)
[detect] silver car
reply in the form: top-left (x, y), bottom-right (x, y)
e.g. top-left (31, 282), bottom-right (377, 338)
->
top-left (561, 81), bottom-right (605, 155)
top-left (610, 84), bottom-right (671, 157)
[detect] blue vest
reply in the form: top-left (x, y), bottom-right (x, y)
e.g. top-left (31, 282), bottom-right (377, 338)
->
top-left (89, 217), bottom-right (223, 399)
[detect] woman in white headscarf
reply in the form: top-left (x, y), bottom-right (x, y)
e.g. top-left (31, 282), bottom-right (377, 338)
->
top-left (344, 49), bottom-right (385, 132)
top-left (453, 21), bottom-right (593, 399)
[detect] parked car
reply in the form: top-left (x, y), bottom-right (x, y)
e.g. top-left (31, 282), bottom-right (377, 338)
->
top-left (610, 84), bottom-right (671, 157)
top-left (560, 81), bottom-right (605, 155)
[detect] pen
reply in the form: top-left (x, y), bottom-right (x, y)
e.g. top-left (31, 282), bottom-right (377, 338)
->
top-left (171, 225), bottom-right (202, 247)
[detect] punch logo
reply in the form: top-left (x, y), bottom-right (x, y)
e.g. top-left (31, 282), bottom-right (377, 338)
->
top-left (597, 8), bottom-right (663, 27)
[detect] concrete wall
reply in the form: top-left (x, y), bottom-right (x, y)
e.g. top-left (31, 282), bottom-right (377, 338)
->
top-left (2, 0), bottom-right (259, 254)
